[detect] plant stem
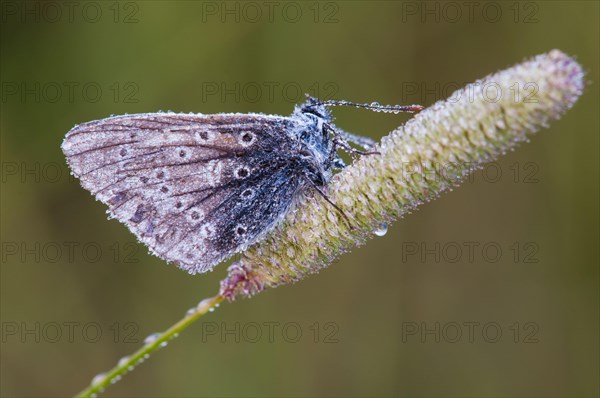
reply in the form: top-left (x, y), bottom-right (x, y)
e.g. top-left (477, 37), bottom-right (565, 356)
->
top-left (75, 294), bottom-right (225, 398)
top-left (74, 50), bottom-right (585, 396)
top-left (220, 49), bottom-right (585, 299)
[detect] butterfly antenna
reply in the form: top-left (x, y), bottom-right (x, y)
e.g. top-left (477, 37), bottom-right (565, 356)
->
top-left (318, 99), bottom-right (423, 114)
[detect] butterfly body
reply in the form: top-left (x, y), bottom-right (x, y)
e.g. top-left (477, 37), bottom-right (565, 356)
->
top-left (62, 97), bottom-right (421, 274)
top-left (63, 101), bottom-right (339, 273)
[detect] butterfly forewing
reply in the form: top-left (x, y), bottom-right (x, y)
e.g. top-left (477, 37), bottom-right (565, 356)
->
top-left (62, 112), bottom-right (303, 273)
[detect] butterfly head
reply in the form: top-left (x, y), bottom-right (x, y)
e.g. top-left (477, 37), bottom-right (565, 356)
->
top-left (288, 98), bottom-right (337, 187)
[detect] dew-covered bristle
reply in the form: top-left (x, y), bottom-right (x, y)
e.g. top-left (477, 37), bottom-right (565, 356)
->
top-left (220, 50), bottom-right (585, 300)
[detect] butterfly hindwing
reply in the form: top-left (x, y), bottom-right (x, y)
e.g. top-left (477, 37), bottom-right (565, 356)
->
top-left (62, 112), bottom-right (304, 273)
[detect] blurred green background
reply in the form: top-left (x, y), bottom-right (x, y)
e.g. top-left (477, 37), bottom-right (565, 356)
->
top-left (1, 1), bottom-right (598, 397)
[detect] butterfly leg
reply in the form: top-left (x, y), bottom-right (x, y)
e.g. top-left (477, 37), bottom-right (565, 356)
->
top-left (335, 127), bottom-right (377, 150)
top-left (328, 126), bottom-right (380, 159)
top-left (332, 156), bottom-right (346, 170)
top-left (306, 178), bottom-right (354, 230)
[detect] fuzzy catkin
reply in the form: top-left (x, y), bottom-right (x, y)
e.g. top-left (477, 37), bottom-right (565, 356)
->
top-left (220, 49), bottom-right (585, 299)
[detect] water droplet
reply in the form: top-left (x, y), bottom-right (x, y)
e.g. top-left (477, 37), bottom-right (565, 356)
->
top-left (373, 223), bottom-right (388, 237)
top-left (186, 307), bottom-right (196, 316)
top-left (144, 332), bottom-right (161, 345)
top-left (159, 341), bottom-right (168, 348)
top-left (110, 375), bottom-right (122, 384)
top-left (370, 101), bottom-right (380, 107)
top-left (208, 307), bottom-right (215, 312)
top-left (118, 356), bottom-right (130, 368)
top-left (91, 372), bottom-right (106, 386)
top-left (197, 297), bottom-right (213, 308)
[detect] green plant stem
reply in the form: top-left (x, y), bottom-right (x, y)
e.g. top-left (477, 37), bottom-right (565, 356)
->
top-left (74, 50), bottom-right (584, 396)
top-left (75, 294), bottom-right (225, 398)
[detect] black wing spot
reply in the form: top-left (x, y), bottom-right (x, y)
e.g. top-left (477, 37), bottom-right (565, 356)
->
top-left (130, 205), bottom-right (146, 223)
top-left (235, 167), bottom-right (249, 179)
top-left (108, 192), bottom-right (127, 206)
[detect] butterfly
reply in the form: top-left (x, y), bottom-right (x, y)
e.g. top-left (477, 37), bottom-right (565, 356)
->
top-left (62, 96), bottom-right (422, 274)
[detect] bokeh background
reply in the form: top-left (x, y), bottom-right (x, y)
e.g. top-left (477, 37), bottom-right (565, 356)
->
top-left (1, 1), bottom-right (598, 397)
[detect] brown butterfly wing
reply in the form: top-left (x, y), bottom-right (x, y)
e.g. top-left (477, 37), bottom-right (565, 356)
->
top-left (62, 112), bottom-right (304, 273)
